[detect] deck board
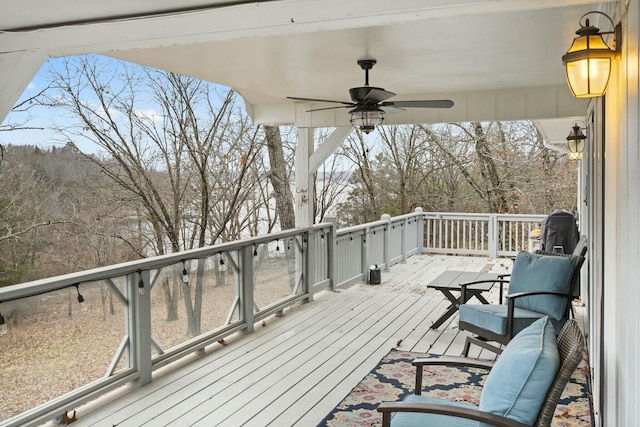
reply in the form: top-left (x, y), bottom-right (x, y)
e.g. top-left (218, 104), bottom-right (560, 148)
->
top-left (70, 254), bottom-right (585, 427)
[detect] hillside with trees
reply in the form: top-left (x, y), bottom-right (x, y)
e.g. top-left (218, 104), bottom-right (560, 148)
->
top-left (336, 121), bottom-right (576, 226)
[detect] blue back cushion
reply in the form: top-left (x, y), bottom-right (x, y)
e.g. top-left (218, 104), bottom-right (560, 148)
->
top-left (479, 316), bottom-right (559, 425)
top-left (508, 251), bottom-right (576, 320)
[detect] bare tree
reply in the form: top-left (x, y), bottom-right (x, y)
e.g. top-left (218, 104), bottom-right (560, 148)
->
top-left (337, 121), bottom-right (577, 225)
top-left (264, 125), bottom-right (295, 230)
top-left (47, 56), bottom-right (266, 335)
top-left (0, 145), bottom-right (75, 286)
top-left (337, 131), bottom-right (380, 224)
top-left (0, 84), bottom-right (55, 134)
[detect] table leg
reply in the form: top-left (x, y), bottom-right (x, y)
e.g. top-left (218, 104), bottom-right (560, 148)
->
top-left (430, 290), bottom-right (461, 329)
top-left (471, 292), bottom-right (490, 305)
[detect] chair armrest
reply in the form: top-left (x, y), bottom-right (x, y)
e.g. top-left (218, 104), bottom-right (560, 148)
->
top-left (412, 357), bottom-right (494, 393)
top-left (460, 279), bottom-right (510, 287)
top-left (460, 279), bottom-right (510, 304)
top-left (377, 401), bottom-right (529, 427)
top-left (504, 291), bottom-right (573, 338)
top-left (506, 290), bottom-right (573, 300)
top-left (412, 356), bottom-right (494, 370)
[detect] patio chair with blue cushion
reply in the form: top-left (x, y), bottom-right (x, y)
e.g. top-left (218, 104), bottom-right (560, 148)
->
top-left (458, 250), bottom-right (584, 356)
top-left (377, 317), bottom-right (585, 427)
top-left (535, 234), bottom-right (588, 300)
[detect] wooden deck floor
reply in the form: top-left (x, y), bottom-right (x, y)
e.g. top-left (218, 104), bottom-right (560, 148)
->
top-left (70, 254), bottom-right (585, 427)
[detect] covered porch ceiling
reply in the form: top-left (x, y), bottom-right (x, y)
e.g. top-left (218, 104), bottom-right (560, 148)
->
top-left (0, 0), bottom-right (613, 144)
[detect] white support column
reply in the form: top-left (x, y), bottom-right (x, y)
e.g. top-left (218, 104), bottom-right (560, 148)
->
top-left (295, 127), bottom-right (314, 227)
top-left (295, 126), bottom-right (353, 227)
top-left (0, 51), bottom-right (47, 124)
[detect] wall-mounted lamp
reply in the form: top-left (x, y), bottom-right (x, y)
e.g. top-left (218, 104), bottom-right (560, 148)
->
top-left (567, 124), bottom-right (587, 160)
top-left (562, 11), bottom-right (621, 98)
top-left (349, 104), bottom-right (384, 134)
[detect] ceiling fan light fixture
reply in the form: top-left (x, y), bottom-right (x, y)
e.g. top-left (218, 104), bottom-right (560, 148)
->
top-left (349, 105), bottom-right (384, 133)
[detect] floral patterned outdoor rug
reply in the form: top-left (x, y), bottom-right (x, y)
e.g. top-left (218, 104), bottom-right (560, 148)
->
top-left (318, 349), bottom-right (593, 427)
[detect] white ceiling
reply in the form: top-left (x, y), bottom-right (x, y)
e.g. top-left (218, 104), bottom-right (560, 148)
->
top-left (0, 0), bottom-right (613, 140)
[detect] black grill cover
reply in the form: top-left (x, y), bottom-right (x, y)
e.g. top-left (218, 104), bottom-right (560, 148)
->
top-left (540, 209), bottom-right (579, 254)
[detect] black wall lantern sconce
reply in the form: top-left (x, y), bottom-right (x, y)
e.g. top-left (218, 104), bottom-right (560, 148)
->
top-left (562, 11), bottom-right (621, 98)
top-left (567, 124), bottom-right (587, 160)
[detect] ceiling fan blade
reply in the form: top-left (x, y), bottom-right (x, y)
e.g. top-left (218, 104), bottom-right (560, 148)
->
top-left (382, 100), bottom-right (454, 109)
top-left (306, 105), bottom-right (353, 112)
top-left (349, 87), bottom-right (396, 104)
top-left (287, 96), bottom-right (354, 106)
top-left (381, 105), bottom-right (406, 115)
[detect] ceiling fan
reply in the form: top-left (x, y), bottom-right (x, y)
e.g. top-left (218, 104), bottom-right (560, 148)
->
top-left (287, 59), bottom-right (454, 133)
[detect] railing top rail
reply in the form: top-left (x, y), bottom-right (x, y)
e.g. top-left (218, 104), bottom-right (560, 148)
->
top-left (422, 212), bottom-right (546, 220)
top-left (494, 214), bottom-right (547, 221)
top-left (336, 210), bottom-right (424, 236)
top-left (0, 226), bottom-right (320, 304)
top-left (336, 220), bottom-right (387, 235)
top-left (0, 212), bottom-right (547, 304)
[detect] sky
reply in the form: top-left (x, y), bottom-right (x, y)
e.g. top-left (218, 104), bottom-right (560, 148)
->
top-left (0, 57), bottom-right (93, 151)
top-left (0, 55), bottom-right (383, 157)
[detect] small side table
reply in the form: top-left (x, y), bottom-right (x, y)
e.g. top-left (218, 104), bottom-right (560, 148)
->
top-left (428, 271), bottom-right (501, 329)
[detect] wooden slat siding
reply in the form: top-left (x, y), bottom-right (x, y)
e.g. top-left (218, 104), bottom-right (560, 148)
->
top-left (70, 255), bottom-right (563, 427)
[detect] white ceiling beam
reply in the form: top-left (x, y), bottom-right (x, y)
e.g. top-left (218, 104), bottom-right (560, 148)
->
top-left (0, 0), bottom-right (605, 56)
top-left (0, 51), bottom-right (47, 124)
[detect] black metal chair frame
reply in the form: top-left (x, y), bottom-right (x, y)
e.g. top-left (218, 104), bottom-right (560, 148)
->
top-left (377, 319), bottom-right (585, 427)
top-left (459, 252), bottom-right (585, 356)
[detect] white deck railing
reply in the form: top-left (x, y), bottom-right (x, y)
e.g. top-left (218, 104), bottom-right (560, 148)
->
top-left (0, 209), bottom-right (544, 427)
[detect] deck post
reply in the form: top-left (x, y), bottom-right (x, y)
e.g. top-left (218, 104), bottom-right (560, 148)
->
top-left (305, 230), bottom-right (314, 302)
top-left (131, 270), bottom-right (152, 386)
top-left (381, 214), bottom-right (391, 272)
top-left (241, 245), bottom-right (255, 334)
top-left (415, 207), bottom-right (424, 253)
top-left (324, 218), bottom-right (337, 291)
top-left (488, 215), bottom-right (499, 258)
top-left (401, 217), bottom-right (408, 263)
top-left (363, 226), bottom-right (371, 282)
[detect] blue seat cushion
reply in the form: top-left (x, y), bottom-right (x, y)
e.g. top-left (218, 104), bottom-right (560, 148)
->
top-left (508, 251), bottom-right (576, 320)
top-left (390, 394), bottom-right (481, 427)
top-left (478, 316), bottom-right (560, 425)
top-left (459, 303), bottom-right (547, 336)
